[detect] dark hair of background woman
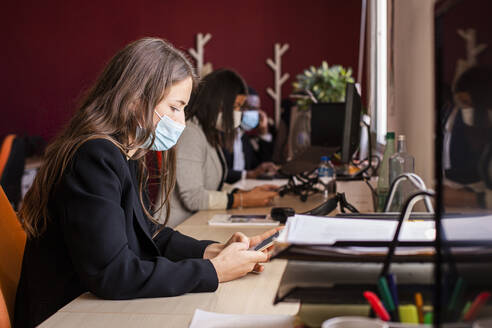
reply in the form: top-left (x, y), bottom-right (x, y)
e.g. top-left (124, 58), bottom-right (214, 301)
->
top-left (186, 69), bottom-right (247, 151)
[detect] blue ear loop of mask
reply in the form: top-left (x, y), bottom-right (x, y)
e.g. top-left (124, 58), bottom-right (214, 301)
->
top-left (139, 111), bottom-right (185, 151)
top-left (241, 110), bottom-right (260, 131)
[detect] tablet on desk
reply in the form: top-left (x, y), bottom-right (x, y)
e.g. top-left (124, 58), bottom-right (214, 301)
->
top-left (230, 214), bottom-right (267, 222)
top-left (208, 214), bottom-right (279, 226)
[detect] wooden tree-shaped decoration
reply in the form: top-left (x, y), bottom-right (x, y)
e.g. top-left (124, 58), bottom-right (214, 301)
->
top-left (188, 33), bottom-right (212, 77)
top-left (452, 28), bottom-right (487, 86)
top-left (266, 43), bottom-right (290, 127)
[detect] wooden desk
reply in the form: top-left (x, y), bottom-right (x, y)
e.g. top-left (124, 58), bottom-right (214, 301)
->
top-left (39, 180), bottom-right (373, 328)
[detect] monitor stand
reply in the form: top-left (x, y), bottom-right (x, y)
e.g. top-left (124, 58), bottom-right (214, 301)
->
top-left (280, 146), bottom-right (339, 176)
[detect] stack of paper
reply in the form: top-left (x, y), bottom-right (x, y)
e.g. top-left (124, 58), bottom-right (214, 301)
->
top-left (279, 214), bottom-right (492, 245)
top-left (273, 214), bottom-right (492, 259)
top-left (278, 215), bottom-right (436, 245)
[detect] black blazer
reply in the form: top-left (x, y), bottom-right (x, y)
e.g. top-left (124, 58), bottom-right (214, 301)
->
top-left (223, 133), bottom-right (274, 183)
top-left (14, 139), bottom-right (218, 328)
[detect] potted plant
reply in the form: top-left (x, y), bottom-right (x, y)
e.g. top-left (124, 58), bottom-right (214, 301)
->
top-left (292, 61), bottom-right (355, 110)
top-left (288, 62), bottom-right (355, 157)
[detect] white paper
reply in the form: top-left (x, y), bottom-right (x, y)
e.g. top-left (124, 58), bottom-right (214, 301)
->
top-left (283, 214), bottom-right (492, 245)
top-left (285, 215), bottom-right (435, 245)
top-left (189, 309), bottom-right (294, 328)
top-left (441, 215), bottom-right (492, 241)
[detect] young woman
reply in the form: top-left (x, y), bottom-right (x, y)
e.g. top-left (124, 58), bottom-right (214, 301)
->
top-left (164, 69), bottom-right (278, 227)
top-left (14, 38), bottom-right (275, 328)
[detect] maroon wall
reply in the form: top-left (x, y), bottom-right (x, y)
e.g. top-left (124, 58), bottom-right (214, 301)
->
top-left (439, 0), bottom-right (492, 87)
top-left (1, 0), bottom-right (362, 141)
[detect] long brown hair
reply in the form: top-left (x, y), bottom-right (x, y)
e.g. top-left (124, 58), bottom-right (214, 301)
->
top-left (19, 37), bottom-right (197, 238)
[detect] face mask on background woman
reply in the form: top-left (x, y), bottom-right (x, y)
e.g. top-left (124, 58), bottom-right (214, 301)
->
top-left (216, 111), bottom-right (242, 131)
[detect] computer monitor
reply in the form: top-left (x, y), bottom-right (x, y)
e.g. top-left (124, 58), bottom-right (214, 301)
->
top-left (310, 103), bottom-right (345, 148)
top-left (340, 83), bottom-right (362, 164)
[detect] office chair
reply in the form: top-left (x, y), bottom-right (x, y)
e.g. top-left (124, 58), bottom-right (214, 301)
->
top-left (0, 186), bottom-right (26, 327)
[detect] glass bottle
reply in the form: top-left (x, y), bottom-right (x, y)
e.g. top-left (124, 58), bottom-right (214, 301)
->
top-left (376, 132), bottom-right (395, 211)
top-left (388, 135), bottom-right (415, 211)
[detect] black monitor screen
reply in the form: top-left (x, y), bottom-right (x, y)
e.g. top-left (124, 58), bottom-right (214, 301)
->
top-left (310, 103), bottom-right (345, 149)
top-left (341, 83), bottom-right (362, 164)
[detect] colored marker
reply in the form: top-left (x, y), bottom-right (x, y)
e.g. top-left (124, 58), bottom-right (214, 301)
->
top-left (447, 277), bottom-right (466, 320)
top-left (378, 276), bottom-right (398, 321)
top-left (387, 274), bottom-right (399, 309)
top-left (463, 292), bottom-right (491, 321)
top-left (399, 305), bottom-right (419, 324)
top-left (461, 301), bottom-right (472, 319)
top-left (414, 292), bottom-right (424, 323)
top-left (424, 312), bottom-right (433, 324)
top-left (363, 291), bottom-right (391, 321)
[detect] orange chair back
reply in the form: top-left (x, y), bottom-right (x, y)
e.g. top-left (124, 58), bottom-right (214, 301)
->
top-left (0, 186), bottom-right (26, 328)
top-left (0, 135), bottom-right (16, 180)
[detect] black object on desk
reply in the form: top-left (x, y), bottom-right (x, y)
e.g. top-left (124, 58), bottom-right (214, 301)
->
top-left (270, 207), bottom-right (295, 223)
top-left (304, 192), bottom-right (359, 215)
top-left (270, 192), bottom-right (359, 223)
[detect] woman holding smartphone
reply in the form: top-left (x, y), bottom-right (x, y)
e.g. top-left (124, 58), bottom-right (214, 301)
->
top-left (15, 38), bottom-right (276, 328)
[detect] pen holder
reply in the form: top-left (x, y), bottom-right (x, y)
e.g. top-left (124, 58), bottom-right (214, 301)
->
top-left (322, 316), bottom-right (389, 328)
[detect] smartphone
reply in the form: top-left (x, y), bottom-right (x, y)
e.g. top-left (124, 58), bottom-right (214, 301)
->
top-left (250, 231), bottom-right (280, 252)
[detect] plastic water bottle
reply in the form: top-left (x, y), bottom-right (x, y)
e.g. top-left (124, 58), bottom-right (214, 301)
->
top-left (376, 132), bottom-right (395, 211)
top-left (318, 156), bottom-right (336, 198)
top-left (389, 134), bottom-right (415, 211)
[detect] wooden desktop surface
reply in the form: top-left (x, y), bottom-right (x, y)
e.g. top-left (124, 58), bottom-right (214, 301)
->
top-left (39, 180), bottom-right (374, 328)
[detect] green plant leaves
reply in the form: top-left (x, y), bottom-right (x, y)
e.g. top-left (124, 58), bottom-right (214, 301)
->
top-left (293, 62), bottom-right (354, 110)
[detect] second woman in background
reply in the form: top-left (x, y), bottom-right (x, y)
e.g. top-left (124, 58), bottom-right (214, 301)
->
top-left (162, 69), bottom-right (278, 227)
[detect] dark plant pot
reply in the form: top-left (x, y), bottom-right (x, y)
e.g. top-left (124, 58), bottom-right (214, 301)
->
top-left (310, 102), bottom-right (345, 148)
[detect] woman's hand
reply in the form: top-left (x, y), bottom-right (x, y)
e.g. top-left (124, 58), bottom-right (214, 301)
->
top-left (210, 242), bottom-right (268, 282)
top-left (248, 227), bottom-right (284, 272)
top-left (248, 227), bottom-right (283, 250)
top-left (203, 243), bottom-right (224, 260)
top-left (203, 232), bottom-right (250, 259)
top-left (246, 162), bottom-right (280, 179)
top-left (205, 229), bottom-right (283, 277)
top-left (234, 185), bottom-right (278, 208)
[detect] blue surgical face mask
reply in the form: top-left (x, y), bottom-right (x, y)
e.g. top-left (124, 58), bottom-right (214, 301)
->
top-left (139, 111), bottom-right (185, 151)
top-left (241, 110), bottom-right (259, 131)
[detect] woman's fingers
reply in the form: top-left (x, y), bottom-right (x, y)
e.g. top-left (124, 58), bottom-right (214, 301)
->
top-left (231, 232), bottom-right (249, 245)
top-left (245, 249), bottom-right (268, 263)
top-left (249, 227), bottom-right (282, 247)
top-left (254, 184), bottom-right (279, 191)
top-left (252, 263), bottom-right (264, 273)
